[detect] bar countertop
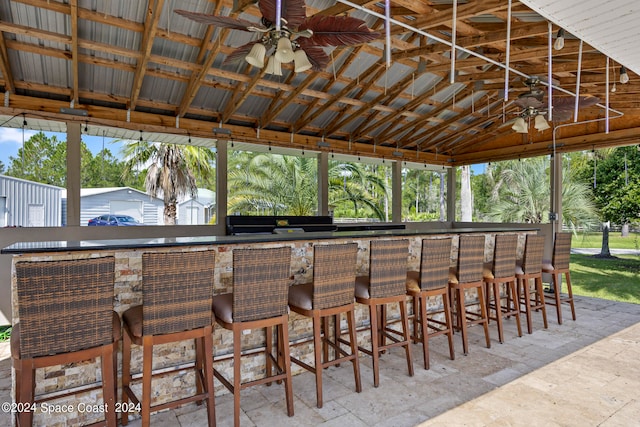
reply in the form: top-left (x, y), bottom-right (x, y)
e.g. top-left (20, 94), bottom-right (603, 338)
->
top-left (1, 226), bottom-right (536, 254)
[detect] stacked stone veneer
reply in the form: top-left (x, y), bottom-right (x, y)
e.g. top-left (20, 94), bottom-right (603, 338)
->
top-left (10, 231), bottom-right (532, 426)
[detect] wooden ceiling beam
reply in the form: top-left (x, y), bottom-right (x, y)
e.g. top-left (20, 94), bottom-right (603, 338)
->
top-left (0, 31), bottom-right (14, 93)
top-left (177, 1), bottom-right (226, 118)
top-left (69, 0), bottom-right (79, 105)
top-left (129, 0), bottom-right (165, 110)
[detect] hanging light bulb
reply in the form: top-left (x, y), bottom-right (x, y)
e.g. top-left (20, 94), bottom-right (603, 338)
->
top-left (534, 114), bottom-right (550, 131)
top-left (275, 37), bottom-right (295, 63)
top-left (293, 49), bottom-right (312, 73)
top-left (554, 28), bottom-right (565, 50)
top-left (245, 43), bottom-right (266, 68)
top-left (265, 55), bottom-right (283, 76)
top-left (511, 117), bottom-right (528, 133)
top-left (620, 66), bottom-right (630, 84)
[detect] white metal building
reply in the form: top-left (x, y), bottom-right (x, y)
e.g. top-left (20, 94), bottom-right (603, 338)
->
top-left (0, 175), bottom-right (63, 227)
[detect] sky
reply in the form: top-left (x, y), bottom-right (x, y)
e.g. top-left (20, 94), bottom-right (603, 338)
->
top-left (0, 126), bottom-right (486, 174)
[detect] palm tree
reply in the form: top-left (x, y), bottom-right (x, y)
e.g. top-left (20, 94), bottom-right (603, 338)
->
top-left (485, 157), bottom-right (599, 230)
top-left (121, 141), bottom-right (216, 225)
top-left (228, 152), bottom-right (317, 215)
top-left (328, 161), bottom-right (387, 220)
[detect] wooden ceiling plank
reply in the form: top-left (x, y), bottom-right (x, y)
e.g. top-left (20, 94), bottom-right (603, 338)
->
top-left (0, 31), bottom-right (15, 93)
top-left (176, 1), bottom-right (227, 118)
top-left (70, 0), bottom-right (79, 105)
top-left (129, 0), bottom-right (165, 110)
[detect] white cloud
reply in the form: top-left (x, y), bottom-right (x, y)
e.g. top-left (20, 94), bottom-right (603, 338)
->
top-left (0, 127), bottom-right (38, 145)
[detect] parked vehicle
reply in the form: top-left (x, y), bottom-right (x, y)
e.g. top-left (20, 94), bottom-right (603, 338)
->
top-left (88, 215), bottom-right (142, 226)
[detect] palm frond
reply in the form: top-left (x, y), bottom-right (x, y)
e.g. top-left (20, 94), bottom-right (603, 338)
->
top-left (224, 41), bottom-right (261, 65)
top-left (175, 10), bottom-right (260, 31)
top-left (302, 15), bottom-right (380, 46)
top-left (296, 40), bottom-right (329, 71)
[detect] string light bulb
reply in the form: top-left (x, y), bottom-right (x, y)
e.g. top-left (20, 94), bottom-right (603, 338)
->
top-left (620, 66), bottom-right (630, 84)
top-left (554, 28), bottom-right (565, 50)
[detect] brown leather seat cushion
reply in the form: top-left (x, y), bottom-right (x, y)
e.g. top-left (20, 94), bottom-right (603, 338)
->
top-left (212, 293), bottom-right (233, 324)
top-left (122, 305), bottom-right (143, 338)
top-left (405, 271), bottom-right (420, 292)
top-left (12, 311), bottom-right (121, 359)
top-left (288, 283), bottom-right (313, 310)
top-left (482, 262), bottom-right (495, 280)
top-left (448, 267), bottom-right (459, 285)
top-left (541, 260), bottom-right (554, 272)
top-left (354, 276), bottom-right (371, 299)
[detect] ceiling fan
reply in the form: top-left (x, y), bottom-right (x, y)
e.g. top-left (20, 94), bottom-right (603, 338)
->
top-left (176, 0), bottom-right (380, 75)
top-left (511, 76), bottom-right (600, 133)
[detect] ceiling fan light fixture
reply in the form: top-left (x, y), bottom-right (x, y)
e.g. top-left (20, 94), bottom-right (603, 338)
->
top-left (265, 55), bottom-right (283, 76)
top-left (293, 49), bottom-right (312, 72)
top-left (620, 66), bottom-right (630, 84)
top-left (512, 117), bottom-right (528, 133)
top-left (245, 43), bottom-right (266, 68)
top-left (275, 36), bottom-right (295, 63)
top-left (534, 114), bottom-right (550, 131)
top-left (554, 28), bottom-right (565, 50)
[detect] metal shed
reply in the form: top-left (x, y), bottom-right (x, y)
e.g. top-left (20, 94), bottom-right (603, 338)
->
top-left (0, 174), bottom-right (63, 227)
top-left (177, 188), bottom-right (216, 225)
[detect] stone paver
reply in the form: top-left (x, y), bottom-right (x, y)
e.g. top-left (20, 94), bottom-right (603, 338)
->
top-left (0, 295), bottom-right (638, 426)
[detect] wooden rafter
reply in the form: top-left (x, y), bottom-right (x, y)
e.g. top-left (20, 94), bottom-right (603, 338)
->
top-left (129, 0), bottom-right (165, 110)
top-left (294, 62), bottom-right (385, 132)
top-left (0, 30), bottom-right (14, 93)
top-left (69, 0), bottom-right (79, 105)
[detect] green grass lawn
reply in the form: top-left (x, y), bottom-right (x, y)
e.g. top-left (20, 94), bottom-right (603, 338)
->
top-left (574, 232), bottom-right (640, 250)
top-left (570, 254), bottom-right (640, 304)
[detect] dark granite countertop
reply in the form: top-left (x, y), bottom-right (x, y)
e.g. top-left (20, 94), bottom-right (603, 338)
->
top-left (1, 227), bottom-right (536, 254)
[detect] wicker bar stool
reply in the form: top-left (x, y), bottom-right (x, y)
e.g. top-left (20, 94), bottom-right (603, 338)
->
top-left (483, 234), bottom-right (522, 343)
top-left (355, 239), bottom-right (413, 388)
top-left (516, 234), bottom-right (548, 334)
top-left (121, 250), bottom-right (216, 427)
top-left (448, 234), bottom-right (491, 356)
top-left (542, 232), bottom-right (577, 324)
top-left (12, 257), bottom-right (119, 427)
top-left (212, 247), bottom-right (294, 427)
top-left (406, 238), bottom-right (455, 370)
top-left (288, 242), bottom-right (361, 408)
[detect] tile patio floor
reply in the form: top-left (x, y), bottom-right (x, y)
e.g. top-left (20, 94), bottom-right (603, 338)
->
top-left (1, 295), bottom-right (639, 426)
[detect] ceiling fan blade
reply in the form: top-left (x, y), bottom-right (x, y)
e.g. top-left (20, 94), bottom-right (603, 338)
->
top-left (514, 97), bottom-right (544, 109)
top-left (223, 41), bottom-right (261, 65)
top-left (175, 10), bottom-right (260, 31)
top-left (296, 41), bottom-right (330, 71)
top-left (301, 15), bottom-right (380, 46)
top-left (259, 0), bottom-right (307, 28)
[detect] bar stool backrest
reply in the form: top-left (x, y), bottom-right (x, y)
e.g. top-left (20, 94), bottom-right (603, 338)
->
top-left (312, 243), bottom-right (358, 310)
top-left (368, 239), bottom-right (408, 299)
top-left (419, 238), bottom-right (452, 290)
top-left (552, 232), bottom-right (572, 270)
top-left (521, 234), bottom-right (545, 274)
top-left (491, 234), bottom-right (518, 279)
top-left (16, 257), bottom-right (115, 359)
top-left (456, 235), bottom-right (485, 283)
top-left (142, 250), bottom-right (215, 336)
top-left (232, 246), bottom-right (292, 322)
